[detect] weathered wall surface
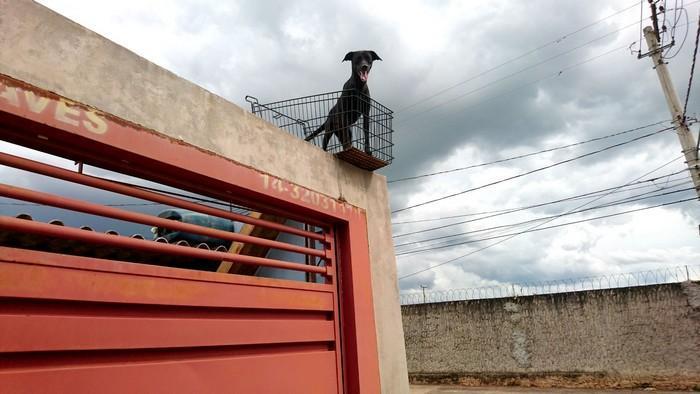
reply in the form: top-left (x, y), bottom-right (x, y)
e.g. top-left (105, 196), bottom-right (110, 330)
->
top-left (0, 1), bottom-right (409, 392)
top-left (402, 282), bottom-right (700, 390)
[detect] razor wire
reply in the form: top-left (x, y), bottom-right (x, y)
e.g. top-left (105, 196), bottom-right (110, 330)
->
top-left (400, 264), bottom-right (700, 305)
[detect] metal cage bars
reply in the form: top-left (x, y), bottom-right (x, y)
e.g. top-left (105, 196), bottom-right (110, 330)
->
top-left (246, 91), bottom-right (394, 169)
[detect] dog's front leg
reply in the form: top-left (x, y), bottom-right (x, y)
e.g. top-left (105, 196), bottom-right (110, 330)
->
top-left (339, 127), bottom-right (352, 151)
top-left (363, 112), bottom-right (371, 155)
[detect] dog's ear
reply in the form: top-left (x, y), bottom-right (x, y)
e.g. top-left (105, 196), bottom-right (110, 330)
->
top-left (342, 51), bottom-right (354, 62)
top-left (369, 51), bottom-right (382, 61)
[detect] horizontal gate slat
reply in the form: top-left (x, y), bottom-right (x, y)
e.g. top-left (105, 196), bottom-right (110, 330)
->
top-left (0, 248), bottom-right (334, 311)
top-left (0, 349), bottom-right (338, 394)
top-left (0, 315), bottom-right (335, 352)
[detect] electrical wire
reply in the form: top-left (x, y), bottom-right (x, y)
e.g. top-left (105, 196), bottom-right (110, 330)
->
top-left (0, 178), bottom-right (251, 215)
top-left (396, 196), bottom-right (696, 258)
top-left (397, 155), bottom-right (686, 281)
top-left (396, 181), bottom-right (693, 250)
top-left (397, 18), bottom-right (652, 125)
top-left (401, 16), bottom-right (699, 134)
top-left (398, 44), bottom-right (632, 143)
top-left (388, 120), bottom-right (669, 183)
top-left (391, 126), bottom-right (675, 214)
top-left (660, 0), bottom-right (670, 47)
top-left (662, 1), bottom-right (690, 59)
top-left (684, 10), bottom-right (700, 120)
top-left (391, 169), bottom-right (690, 225)
top-left (394, 182), bottom-right (695, 256)
top-left (394, 185), bottom-right (695, 253)
top-left (395, 1), bottom-right (641, 114)
top-left (638, 0), bottom-right (644, 56)
top-left (392, 172), bottom-right (690, 235)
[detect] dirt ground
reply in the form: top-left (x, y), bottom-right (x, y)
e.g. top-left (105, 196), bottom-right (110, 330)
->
top-left (408, 373), bottom-right (700, 391)
top-left (410, 386), bottom-right (690, 394)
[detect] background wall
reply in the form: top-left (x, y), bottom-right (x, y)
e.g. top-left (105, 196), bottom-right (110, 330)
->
top-left (402, 282), bottom-right (700, 390)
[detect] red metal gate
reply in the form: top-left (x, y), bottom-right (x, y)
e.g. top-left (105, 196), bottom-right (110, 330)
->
top-left (0, 74), bottom-right (380, 393)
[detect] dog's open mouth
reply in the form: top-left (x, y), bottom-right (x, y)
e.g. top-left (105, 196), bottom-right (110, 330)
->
top-left (359, 66), bottom-right (370, 82)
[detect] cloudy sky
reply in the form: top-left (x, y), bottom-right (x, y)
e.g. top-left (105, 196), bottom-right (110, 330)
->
top-left (3, 0), bottom-right (700, 293)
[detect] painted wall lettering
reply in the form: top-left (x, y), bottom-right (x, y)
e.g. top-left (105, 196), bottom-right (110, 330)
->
top-left (24, 91), bottom-right (49, 113)
top-left (83, 110), bottom-right (107, 134)
top-left (260, 173), bottom-right (358, 217)
top-left (0, 82), bottom-right (108, 136)
top-left (55, 100), bottom-right (80, 126)
top-left (0, 85), bottom-right (19, 107)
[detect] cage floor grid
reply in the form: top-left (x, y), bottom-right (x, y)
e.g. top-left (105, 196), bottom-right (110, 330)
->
top-left (335, 147), bottom-right (388, 171)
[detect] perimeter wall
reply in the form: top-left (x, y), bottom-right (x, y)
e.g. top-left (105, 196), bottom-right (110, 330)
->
top-left (402, 282), bottom-right (700, 390)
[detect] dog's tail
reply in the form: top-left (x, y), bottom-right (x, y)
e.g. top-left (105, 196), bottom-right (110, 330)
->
top-left (304, 124), bottom-right (325, 141)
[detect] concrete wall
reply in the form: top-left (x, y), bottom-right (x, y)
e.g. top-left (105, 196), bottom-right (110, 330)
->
top-left (0, 1), bottom-right (409, 392)
top-left (402, 282), bottom-right (700, 390)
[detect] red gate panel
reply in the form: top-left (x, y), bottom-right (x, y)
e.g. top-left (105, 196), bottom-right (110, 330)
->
top-left (0, 73), bottom-right (381, 393)
top-left (0, 248), bottom-right (339, 394)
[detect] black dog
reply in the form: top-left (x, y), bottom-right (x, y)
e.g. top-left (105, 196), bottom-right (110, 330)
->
top-left (305, 50), bottom-right (381, 154)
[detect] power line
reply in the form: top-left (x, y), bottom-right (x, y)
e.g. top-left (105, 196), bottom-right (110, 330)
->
top-left (396, 182), bottom-right (693, 251)
top-left (637, 0), bottom-right (644, 56)
top-left (661, 2), bottom-right (691, 59)
top-left (395, 187), bottom-right (694, 256)
top-left (397, 17), bottom-right (697, 139)
top-left (392, 171), bottom-right (690, 235)
top-left (396, 196), bottom-right (696, 257)
top-left (398, 44), bottom-right (631, 141)
top-left (402, 16), bottom-right (699, 138)
top-left (0, 178), bottom-right (251, 215)
top-left (96, 177), bottom-right (250, 214)
top-left (397, 155), bottom-right (685, 280)
top-left (397, 174), bottom-right (690, 232)
top-left (684, 10), bottom-right (700, 120)
top-left (391, 126), bottom-right (675, 214)
top-left (395, 185), bottom-right (696, 253)
top-left (396, 18), bottom-right (647, 125)
top-left (395, 1), bottom-right (641, 114)
top-left (391, 169), bottom-right (690, 225)
top-left (388, 120), bottom-right (669, 183)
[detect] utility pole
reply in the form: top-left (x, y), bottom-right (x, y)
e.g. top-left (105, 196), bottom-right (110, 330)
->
top-left (642, 17), bottom-right (700, 199)
top-left (420, 285), bottom-right (428, 304)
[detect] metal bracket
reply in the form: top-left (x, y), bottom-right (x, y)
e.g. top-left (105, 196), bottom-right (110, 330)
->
top-left (637, 41), bottom-right (675, 60)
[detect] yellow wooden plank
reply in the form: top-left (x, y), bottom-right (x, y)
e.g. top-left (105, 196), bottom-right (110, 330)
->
top-left (217, 212), bottom-right (286, 275)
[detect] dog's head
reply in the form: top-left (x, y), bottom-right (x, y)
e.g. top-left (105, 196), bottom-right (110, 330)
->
top-left (343, 50), bottom-right (382, 83)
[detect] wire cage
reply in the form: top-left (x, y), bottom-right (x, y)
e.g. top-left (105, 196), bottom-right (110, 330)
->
top-left (246, 91), bottom-right (394, 171)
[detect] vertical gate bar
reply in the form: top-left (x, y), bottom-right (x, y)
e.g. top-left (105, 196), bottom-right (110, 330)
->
top-left (325, 226), bottom-right (344, 394)
top-left (304, 223), bottom-right (312, 283)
